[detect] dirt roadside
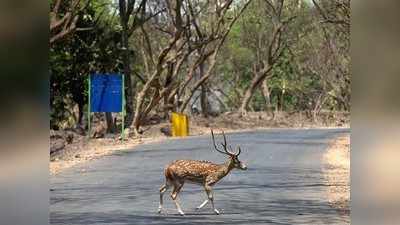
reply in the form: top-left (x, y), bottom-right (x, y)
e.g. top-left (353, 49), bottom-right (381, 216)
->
top-left (323, 135), bottom-right (350, 215)
top-left (50, 111), bottom-right (349, 175)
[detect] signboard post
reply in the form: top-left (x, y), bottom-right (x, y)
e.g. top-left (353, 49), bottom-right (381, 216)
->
top-left (121, 74), bottom-right (125, 140)
top-left (88, 74), bottom-right (91, 138)
top-left (87, 74), bottom-right (125, 140)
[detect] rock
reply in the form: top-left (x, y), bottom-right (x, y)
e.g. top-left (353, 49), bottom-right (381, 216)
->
top-left (50, 157), bottom-right (59, 162)
top-left (160, 126), bottom-right (171, 136)
top-left (65, 133), bottom-right (74, 144)
top-left (92, 121), bottom-right (106, 138)
top-left (65, 126), bottom-right (86, 136)
top-left (123, 128), bottom-right (130, 137)
top-left (104, 133), bottom-right (116, 139)
top-left (73, 126), bottom-right (86, 135)
top-left (50, 130), bottom-right (64, 139)
top-left (50, 138), bottom-right (65, 155)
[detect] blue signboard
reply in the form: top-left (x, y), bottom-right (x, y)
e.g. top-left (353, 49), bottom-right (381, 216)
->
top-left (90, 74), bottom-right (123, 112)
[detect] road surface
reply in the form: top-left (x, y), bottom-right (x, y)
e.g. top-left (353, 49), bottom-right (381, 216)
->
top-left (50, 128), bottom-right (350, 225)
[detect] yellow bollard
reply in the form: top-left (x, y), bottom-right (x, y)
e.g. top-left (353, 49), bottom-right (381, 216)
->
top-left (171, 112), bottom-right (189, 137)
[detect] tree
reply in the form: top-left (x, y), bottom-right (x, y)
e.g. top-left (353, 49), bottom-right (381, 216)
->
top-left (311, 0), bottom-right (350, 37)
top-left (130, 0), bottom-right (252, 134)
top-left (50, 0), bottom-right (122, 129)
top-left (177, 0), bottom-right (253, 113)
top-left (311, 0), bottom-right (350, 111)
top-left (118, 0), bottom-right (161, 128)
top-left (50, 0), bottom-right (88, 44)
top-left (239, 0), bottom-right (296, 116)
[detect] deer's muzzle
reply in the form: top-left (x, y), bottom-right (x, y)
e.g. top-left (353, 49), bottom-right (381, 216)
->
top-left (240, 162), bottom-right (247, 170)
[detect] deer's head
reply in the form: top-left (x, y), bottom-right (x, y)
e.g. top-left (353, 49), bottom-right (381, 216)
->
top-left (211, 129), bottom-right (247, 170)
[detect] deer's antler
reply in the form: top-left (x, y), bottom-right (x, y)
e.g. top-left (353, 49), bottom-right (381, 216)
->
top-left (227, 145), bottom-right (241, 156)
top-left (236, 146), bottom-right (241, 156)
top-left (211, 129), bottom-right (229, 155)
top-left (211, 129), bottom-right (241, 156)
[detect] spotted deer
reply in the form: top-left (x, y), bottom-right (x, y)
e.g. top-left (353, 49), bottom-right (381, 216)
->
top-left (158, 130), bottom-right (247, 215)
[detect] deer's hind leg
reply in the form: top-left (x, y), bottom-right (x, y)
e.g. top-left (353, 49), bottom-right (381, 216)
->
top-left (170, 181), bottom-right (185, 216)
top-left (158, 182), bottom-right (170, 213)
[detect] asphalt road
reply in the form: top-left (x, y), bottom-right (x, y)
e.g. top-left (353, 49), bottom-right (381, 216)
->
top-left (50, 128), bottom-right (350, 225)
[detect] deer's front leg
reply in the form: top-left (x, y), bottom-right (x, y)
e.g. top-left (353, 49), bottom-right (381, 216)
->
top-left (204, 183), bottom-right (220, 215)
top-left (196, 199), bottom-right (209, 210)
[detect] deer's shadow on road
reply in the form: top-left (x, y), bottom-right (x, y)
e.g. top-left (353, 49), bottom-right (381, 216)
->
top-left (50, 211), bottom-right (277, 225)
top-left (50, 198), bottom-right (342, 225)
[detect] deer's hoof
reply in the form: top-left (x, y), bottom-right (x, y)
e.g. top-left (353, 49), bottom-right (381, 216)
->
top-left (214, 209), bottom-right (220, 215)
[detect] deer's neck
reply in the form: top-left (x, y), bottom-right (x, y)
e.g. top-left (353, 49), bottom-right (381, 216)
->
top-left (215, 159), bottom-right (235, 181)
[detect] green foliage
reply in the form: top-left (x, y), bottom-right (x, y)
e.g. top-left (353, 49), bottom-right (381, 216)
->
top-left (50, 0), bottom-right (123, 128)
top-left (213, 0), bottom-right (349, 112)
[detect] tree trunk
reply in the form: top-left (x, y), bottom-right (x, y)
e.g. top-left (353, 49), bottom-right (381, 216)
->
top-left (312, 93), bottom-right (326, 122)
top-left (261, 78), bottom-right (274, 118)
top-left (280, 89), bottom-right (284, 111)
top-left (132, 90), bottom-right (146, 135)
top-left (261, 78), bottom-right (272, 111)
top-left (121, 24), bottom-right (135, 129)
top-left (105, 112), bottom-right (116, 133)
top-left (239, 66), bottom-right (272, 116)
top-left (200, 83), bottom-right (208, 117)
top-left (199, 62), bottom-right (208, 118)
top-left (240, 88), bottom-right (253, 116)
top-left (163, 63), bottom-right (174, 119)
top-left (119, 0), bottom-right (135, 131)
top-left (77, 102), bottom-right (84, 126)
